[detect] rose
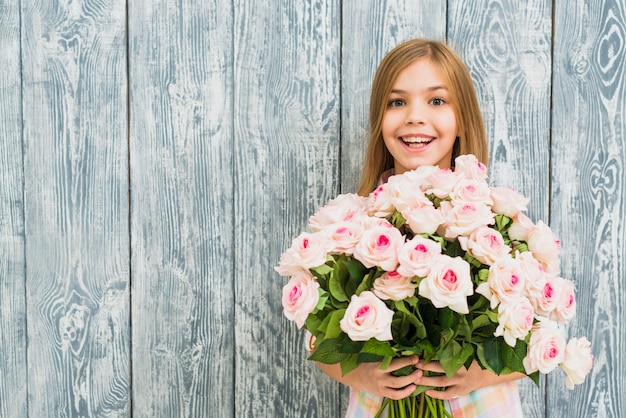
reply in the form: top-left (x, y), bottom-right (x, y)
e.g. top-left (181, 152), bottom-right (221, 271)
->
top-left (419, 255), bottom-right (473, 314)
top-left (368, 184), bottom-right (396, 217)
top-left (324, 221), bottom-right (364, 255)
top-left (458, 226), bottom-right (511, 265)
top-left (454, 154), bottom-right (488, 181)
top-left (450, 178), bottom-right (493, 206)
top-left (402, 165), bottom-right (440, 190)
top-left (527, 221), bottom-right (561, 274)
top-left (339, 291), bottom-right (394, 341)
top-left (353, 225), bottom-right (404, 271)
top-left (281, 271), bottom-right (320, 328)
top-left (438, 201), bottom-right (495, 239)
top-left (308, 193), bottom-right (368, 231)
top-left (516, 251), bottom-right (546, 299)
top-left (426, 168), bottom-right (461, 198)
top-left (561, 337), bottom-right (593, 390)
top-left (393, 185), bottom-right (432, 215)
top-left (476, 257), bottom-right (525, 308)
top-left (530, 274), bottom-right (561, 318)
top-left (494, 297), bottom-right (534, 346)
top-left (403, 205), bottom-right (444, 235)
top-left (552, 277), bottom-right (576, 322)
top-left (523, 322), bottom-right (566, 374)
top-left (508, 212), bottom-right (536, 242)
top-left (275, 231), bottom-right (331, 276)
top-left (372, 270), bottom-right (417, 301)
top-left (396, 235), bottom-right (442, 278)
top-left (490, 186), bottom-right (530, 217)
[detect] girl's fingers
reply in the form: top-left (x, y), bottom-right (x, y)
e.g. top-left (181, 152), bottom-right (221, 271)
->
top-left (384, 383), bottom-right (417, 400)
top-left (387, 356), bottom-right (419, 372)
top-left (416, 360), bottom-right (444, 373)
top-left (425, 388), bottom-right (458, 401)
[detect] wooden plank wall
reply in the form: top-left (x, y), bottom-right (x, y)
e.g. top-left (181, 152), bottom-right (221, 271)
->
top-left (1, 0), bottom-right (624, 417)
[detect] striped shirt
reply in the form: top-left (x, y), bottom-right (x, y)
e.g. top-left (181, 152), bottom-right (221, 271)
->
top-left (345, 381), bottom-right (522, 418)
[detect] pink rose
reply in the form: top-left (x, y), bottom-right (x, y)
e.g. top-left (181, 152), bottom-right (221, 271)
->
top-left (340, 291), bottom-right (394, 341)
top-left (552, 278), bottom-right (576, 322)
top-left (476, 257), bottom-right (526, 309)
top-left (490, 187), bottom-right (530, 217)
top-left (402, 165), bottom-right (440, 190)
top-left (282, 271), bottom-right (320, 328)
top-left (426, 168), bottom-right (461, 198)
top-left (523, 322), bottom-right (566, 374)
top-left (530, 274), bottom-right (560, 318)
top-left (275, 231), bottom-right (331, 276)
top-left (372, 270), bottom-right (417, 301)
top-left (308, 193), bottom-right (368, 231)
top-left (458, 226), bottom-right (511, 265)
top-left (561, 337), bottom-right (593, 389)
top-left (419, 255), bottom-right (473, 314)
top-left (508, 212), bottom-right (536, 242)
top-left (450, 179), bottom-right (493, 206)
top-left (353, 225), bottom-right (404, 271)
top-left (494, 297), bottom-right (534, 346)
top-left (438, 201), bottom-right (495, 240)
top-left (454, 154), bottom-right (488, 181)
top-left (403, 205), bottom-right (444, 235)
top-left (368, 184), bottom-right (396, 217)
top-left (324, 221), bottom-right (364, 255)
top-left (393, 186), bottom-right (432, 215)
top-left (517, 251), bottom-right (546, 296)
top-left (396, 236), bottom-right (442, 278)
top-left (527, 221), bottom-right (561, 274)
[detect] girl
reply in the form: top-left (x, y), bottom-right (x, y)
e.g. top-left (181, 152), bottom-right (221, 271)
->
top-left (316, 39), bottom-right (525, 418)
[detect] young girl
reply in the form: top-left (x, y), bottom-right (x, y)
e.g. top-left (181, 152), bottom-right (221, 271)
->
top-left (316, 38), bottom-right (525, 418)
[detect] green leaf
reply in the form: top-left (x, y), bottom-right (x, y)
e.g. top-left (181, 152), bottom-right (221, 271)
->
top-left (340, 354), bottom-right (360, 376)
top-left (311, 263), bottom-right (333, 276)
top-left (357, 352), bottom-right (384, 363)
top-left (339, 335), bottom-right (365, 354)
top-left (528, 371), bottom-right (540, 386)
top-left (362, 339), bottom-right (396, 357)
top-left (390, 210), bottom-right (407, 229)
top-left (482, 337), bottom-right (505, 374)
top-left (329, 273), bottom-right (349, 302)
top-left (501, 339), bottom-right (527, 373)
top-left (324, 309), bottom-right (346, 339)
top-left (439, 340), bottom-right (472, 377)
top-left (438, 307), bottom-right (456, 329)
top-left (305, 312), bottom-right (323, 333)
top-left (477, 268), bottom-right (490, 284)
top-left (308, 337), bottom-right (347, 364)
top-left (344, 258), bottom-right (369, 281)
top-left (494, 214), bottom-right (512, 231)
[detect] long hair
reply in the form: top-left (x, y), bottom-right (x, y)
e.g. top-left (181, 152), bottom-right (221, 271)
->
top-left (358, 39), bottom-right (488, 196)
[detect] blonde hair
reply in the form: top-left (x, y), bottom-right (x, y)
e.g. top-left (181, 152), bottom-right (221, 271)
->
top-left (358, 39), bottom-right (488, 196)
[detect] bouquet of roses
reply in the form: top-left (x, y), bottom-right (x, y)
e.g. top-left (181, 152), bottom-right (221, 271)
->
top-left (275, 154), bottom-right (593, 418)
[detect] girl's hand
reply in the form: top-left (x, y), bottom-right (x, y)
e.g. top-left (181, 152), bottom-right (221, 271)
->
top-left (415, 360), bottom-right (524, 400)
top-left (316, 356), bottom-right (423, 400)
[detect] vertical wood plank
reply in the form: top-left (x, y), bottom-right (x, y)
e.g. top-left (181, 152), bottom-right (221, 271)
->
top-left (0, 0), bottom-right (27, 416)
top-left (20, 0), bottom-right (130, 415)
top-left (550, 0), bottom-right (626, 416)
top-left (233, 0), bottom-right (341, 416)
top-left (448, 1), bottom-right (552, 416)
top-left (340, 1), bottom-right (447, 193)
top-left (129, 1), bottom-right (235, 416)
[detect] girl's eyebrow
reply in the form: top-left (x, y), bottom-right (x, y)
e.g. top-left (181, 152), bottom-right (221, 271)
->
top-left (390, 86), bottom-right (448, 94)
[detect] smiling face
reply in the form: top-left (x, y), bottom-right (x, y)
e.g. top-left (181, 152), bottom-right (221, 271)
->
top-left (381, 58), bottom-right (458, 175)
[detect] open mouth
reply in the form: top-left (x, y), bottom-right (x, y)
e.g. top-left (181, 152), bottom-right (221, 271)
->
top-left (400, 136), bottom-right (434, 148)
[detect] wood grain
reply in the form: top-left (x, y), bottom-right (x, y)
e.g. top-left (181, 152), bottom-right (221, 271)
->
top-left (340, 1), bottom-right (447, 194)
top-left (448, 1), bottom-right (552, 416)
top-left (550, 0), bottom-right (626, 416)
top-left (233, 0), bottom-right (341, 416)
top-left (0, 0), bottom-right (27, 417)
top-left (128, 0), bottom-right (235, 416)
top-left (20, 0), bottom-right (130, 415)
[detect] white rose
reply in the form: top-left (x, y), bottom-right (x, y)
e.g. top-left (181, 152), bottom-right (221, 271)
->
top-left (282, 271), bottom-right (320, 328)
top-left (454, 154), bottom-right (488, 181)
top-left (340, 291), bottom-right (394, 341)
top-left (396, 236), bottom-right (442, 278)
top-left (403, 205), bottom-right (444, 235)
top-left (552, 277), bottom-right (576, 322)
top-left (323, 221), bottom-right (364, 255)
top-left (372, 270), bottom-right (417, 301)
top-left (523, 322), bottom-right (566, 374)
top-left (368, 184), bottom-right (396, 217)
top-left (353, 225), bottom-right (404, 271)
top-left (476, 257), bottom-right (526, 309)
top-left (438, 201), bottom-right (495, 240)
top-left (308, 193), bottom-right (369, 231)
top-left (275, 231), bottom-right (331, 276)
top-left (426, 168), bottom-right (462, 199)
top-left (561, 337), bottom-right (593, 390)
top-left (450, 179), bottom-right (493, 206)
top-left (490, 186), bottom-right (530, 217)
top-left (527, 221), bottom-right (561, 274)
top-left (419, 255), bottom-right (473, 314)
top-left (530, 274), bottom-right (561, 318)
top-left (508, 213), bottom-right (536, 242)
top-left (458, 226), bottom-right (511, 265)
top-left (494, 297), bottom-right (534, 346)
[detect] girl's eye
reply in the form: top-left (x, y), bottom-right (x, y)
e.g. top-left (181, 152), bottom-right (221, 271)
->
top-left (388, 98), bottom-right (405, 108)
top-left (430, 97), bottom-right (446, 106)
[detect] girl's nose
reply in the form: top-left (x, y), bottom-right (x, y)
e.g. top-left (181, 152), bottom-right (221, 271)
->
top-left (405, 104), bottom-right (426, 125)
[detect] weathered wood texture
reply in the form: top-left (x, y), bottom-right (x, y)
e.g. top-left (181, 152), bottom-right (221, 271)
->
top-left (448, 2), bottom-right (552, 417)
top-left (128, 0), bottom-right (235, 416)
top-left (2, 0), bottom-right (624, 417)
top-left (550, 0), bottom-right (626, 417)
top-left (340, 1), bottom-right (447, 194)
top-left (20, 0), bottom-right (130, 416)
top-left (233, 1), bottom-right (341, 416)
top-left (0, 0), bottom-right (27, 417)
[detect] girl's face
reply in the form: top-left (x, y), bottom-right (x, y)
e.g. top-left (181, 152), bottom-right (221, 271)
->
top-left (381, 58), bottom-right (458, 175)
